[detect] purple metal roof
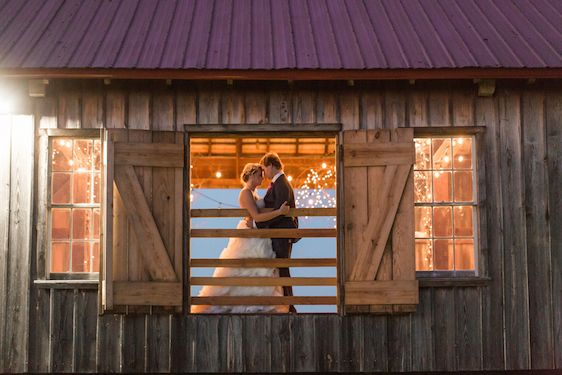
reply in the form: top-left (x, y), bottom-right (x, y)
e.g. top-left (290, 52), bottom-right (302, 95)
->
top-left (0, 0), bottom-right (560, 70)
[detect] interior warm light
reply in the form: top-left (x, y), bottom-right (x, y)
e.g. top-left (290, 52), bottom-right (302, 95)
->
top-left (458, 138), bottom-right (464, 145)
top-left (458, 156), bottom-right (464, 162)
top-left (215, 171), bottom-right (222, 178)
top-left (443, 156), bottom-right (450, 163)
top-left (287, 175), bottom-right (293, 182)
top-left (321, 162), bottom-right (327, 169)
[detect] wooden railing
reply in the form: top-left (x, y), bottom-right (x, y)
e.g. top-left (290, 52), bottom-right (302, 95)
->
top-left (190, 207), bottom-right (338, 308)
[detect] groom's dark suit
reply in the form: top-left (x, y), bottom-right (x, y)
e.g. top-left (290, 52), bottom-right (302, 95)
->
top-left (256, 173), bottom-right (298, 300)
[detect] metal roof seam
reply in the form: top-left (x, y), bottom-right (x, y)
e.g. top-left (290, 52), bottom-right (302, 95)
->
top-left (177, 0), bottom-right (197, 70)
top-left (397, 0), bottom-right (435, 68)
top-left (358, 0), bottom-right (389, 68)
top-left (0, 0), bottom-right (26, 36)
top-left (155, 0), bottom-right (181, 69)
top-left (378, 0), bottom-right (412, 67)
top-left (526, 0), bottom-right (562, 44)
top-left (333, 0), bottom-right (365, 69)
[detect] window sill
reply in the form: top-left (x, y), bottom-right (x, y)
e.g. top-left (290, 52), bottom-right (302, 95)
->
top-left (34, 279), bottom-right (98, 290)
top-left (418, 276), bottom-right (491, 288)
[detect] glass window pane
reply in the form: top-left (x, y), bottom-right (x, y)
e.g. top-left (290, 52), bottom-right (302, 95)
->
top-left (72, 208), bottom-right (92, 240)
top-left (93, 173), bottom-right (100, 203)
top-left (72, 173), bottom-right (92, 203)
top-left (51, 208), bottom-right (70, 240)
top-left (51, 242), bottom-right (70, 272)
top-left (454, 171), bottom-right (473, 202)
top-left (454, 206), bottom-right (473, 236)
top-left (93, 209), bottom-right (100, 239)
top-left (414, 171), bottom-right (432, 202)
top-left (455, 239), bottom-right (475, 270)
top-left (434, 239), bottom-right (453, 270)
top-left (453, 137), bottom-right (472, 169)
top-left (434, 206), bottom-right (453, 237)
top-left (73, 140), bottom-right (93, 171)
top-left (52, 172), bottom-right (71, 204)
top-left (433, 171), bottom-right (452, 202)
top-left (92, 242), bottom-right (100, 272)
top-left (93, 140), bottom-right (101, 171)
top-left (415, 139), bottom-right (431, 170)
top-left (432, 138), bottom-right (452, 169)
top-left (415, 207), bottom-right (432, 238)
top-left (415, 239), bottom-right (433, 271)
top-left (52, 139), bottom-right (73, 171)
top-left (71, 242), bottom-right (90, 272)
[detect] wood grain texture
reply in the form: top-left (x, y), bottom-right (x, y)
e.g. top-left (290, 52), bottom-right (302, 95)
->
top-left (434, 288), bottom-right (456, 371)
top-left (345, 280), bottom-right (418, 305)
top-left (147, 315), bottom-right (170, 372)
top-left (270, 315), bottom-right (291, 372)
top-left (122, 315), bottom-right (147, 373)
top-left (190, 228), bottom-right (336, 238)
top-left (50, 290), bottom-right (74, 372)
top-left (546, 89), bottom-right (562, 369)
top-left (27, 288), bottom-right (51, 372)
top-left (191, 257), bottom-right (336, 268)
top-left (363, 315), bottom-right (388, 372)
top-left (218, 315), bottom-right (244, 372)
top-left (190, 207), bottom-right (336, 217)
top-left (455, 288), bottom-right (482, 370)
top-left (0, 116), bottom-right (10, 369)
top-left (113, 282), bottom-right (181, 306)
top-left (498, 90), bottom-right (530, 369)
top-left (522, 90), bottom-right (554, 369)
top-left (411, 288), bottom-right (434, 371)
top-left (244, 315), bottom-right (271, 372)
top-left (73, 290), bottom-right (97, 372)
top-left (191, 276), bottom-right (336, 286)
top-left (475, 96), bottom-right (505, 369)
top-left (292, 316), bottom-right (316, 372)
top-left (191, 296), bottom-right (336, 305)
top-left (96, 314), bottom-right (122, 372)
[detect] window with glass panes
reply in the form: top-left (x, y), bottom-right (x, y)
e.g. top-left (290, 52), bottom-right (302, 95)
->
top-left (49, 138), bottom-right (101, 274)
top-left (414, 136), bottom-right (476, 273)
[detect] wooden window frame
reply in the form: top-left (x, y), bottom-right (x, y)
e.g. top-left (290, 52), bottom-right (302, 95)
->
top-left (42, 129), bottom-right (103, 281)
top-left (413, 127), bottom-right (485, 280)
top-left (185, 124), bottom-right (342, 313)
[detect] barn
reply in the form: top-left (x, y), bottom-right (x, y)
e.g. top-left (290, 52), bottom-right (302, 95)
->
top-left (0, 0), bottom-right (561, 372)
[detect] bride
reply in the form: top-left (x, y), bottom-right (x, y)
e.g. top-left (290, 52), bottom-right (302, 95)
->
top-left (191, 163), bottom-right (290, 313)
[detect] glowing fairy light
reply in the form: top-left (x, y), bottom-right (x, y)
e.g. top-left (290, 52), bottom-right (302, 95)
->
top-left (287, 175), bottom-right (293, 182)
top-left (321, 162), bottom-right (327, 169)
top-left (458, 155), bottom-right (464, 162)
top-left (215, 171), bottom-right (222, 178)
top-left (443, 156), bottom-right (450, 163)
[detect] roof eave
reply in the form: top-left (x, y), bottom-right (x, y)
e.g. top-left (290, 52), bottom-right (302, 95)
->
top-left (1, 68), bottom-right (562, 80)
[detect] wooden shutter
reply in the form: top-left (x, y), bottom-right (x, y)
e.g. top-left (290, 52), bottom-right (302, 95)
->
top-left (342, 129), bottom-right (418, 313)
top-left (99, 129), bottom-right (184, 313)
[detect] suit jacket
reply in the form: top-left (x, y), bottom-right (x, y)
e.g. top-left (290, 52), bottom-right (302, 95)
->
top-left (256, 174), bottom-right (298, 229)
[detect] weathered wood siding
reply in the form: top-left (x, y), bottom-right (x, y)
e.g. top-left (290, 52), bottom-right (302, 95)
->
top-left (0, 79), bottom-right (560, 372)
top-left (0, 101), bottom-right (34, 372)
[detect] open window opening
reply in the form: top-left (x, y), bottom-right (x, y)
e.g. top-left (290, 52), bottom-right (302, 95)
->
top-left (188, 135), bottom-right (338, 313)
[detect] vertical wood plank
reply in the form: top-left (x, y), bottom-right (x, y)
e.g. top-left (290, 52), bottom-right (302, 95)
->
top-left (153, 91), bottom-right (174, 131)
top-left (315, 315), bottom-right (340, 372)
top-left (0, 116), bottom-right (11, 367)
top-left (499, 90), bottom-right (530, 369)
top-left (428, 89), bottom-right (450, 127)
top-left (362, 316), bottom-right (388, 372)
top-left (340, 316), bottom-right (363, 372)
top-left (146, 315), bottom-right (171, 372)
top-left (292, 89), bottom-right (316, 124)
top-left (388, 315), bottom-right (412, 372)
top-left (522, 90), bottom-right (554, 369)
top-left (245, 90), bottom-right (268, 124)
top-left (361, 90), bottom-right (384, 130)
top-left (36, 97), bottom-right (57, 129)
top-left (411, 288), bottom-right (434, 371)
top-left (58, 85), bottom-right (81, 128)
top-left (73, 290), bottom-right (98, 372)
top-left (82, 84), bottom-right (104, 129)
top-left (27, 288), bottom-right (51, 372)
top-left (222, 89), bottom-right (245, 124)
top-left (97, 314), bottom-right (122, 372)
top-left (170, 315), bottom-right (197, 373)
top-left (340, 90), bottom-right (360, 130)
top-left (198, 86), bottom-right (220, 124)
top-left (270, 315), bottom-right (291, 372)
top-left (434, 288), bottom-right (456, 371)
top-left (176, 89), bottom-right (197, 127)
top-left (244, 315), bottom-right (271, 373)
top-left (316, 91), bottom-right (337, 124)
top-left (545, 89), bottom-right (562, 368)
top-left (50, 289), bottom-right (74, 372)
top-left (111, 131), bottom-right (129, 288)
top-left (455, 288), bottom-right (482, 370)
top-left (4, 116), bottom-right (33, 372)
top-left (219, 315), bottom-right (244, 372)
top-left (106, 89), bottom-right (126, 129)
top-left (475, 96), bottom-right (505, 369)
top-left (452, 90), bottom-right (474, 127)
top-left (128, 91), bottom-right (150, 130)
top-left (195, 315), bottom-right (220, 372)
top-left (269, 90), bottom-right (292, 124)
top-left (407, 90), bottom-right (429, 128)
top-left (122, 315), bottom-right (147, 373)
top-left (384, 89), bottom-right (406, 129)
top-left (292, 315), bottom-right (316, 372)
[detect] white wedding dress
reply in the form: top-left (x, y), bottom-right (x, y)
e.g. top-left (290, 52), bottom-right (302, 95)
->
top-left (191, 197), bottom-right (288, 314)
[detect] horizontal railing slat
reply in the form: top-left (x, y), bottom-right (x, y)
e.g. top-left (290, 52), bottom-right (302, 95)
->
top-left (190, 228), bottom-right (336, 238)
top-left (190, 258), bottom-right (337, 267)
top-left (191, 277), bottom-right (336, 286)
top-left (191, 296), bottom-right (337, 305)
top-left (190, 207), bottom-right (336, 218)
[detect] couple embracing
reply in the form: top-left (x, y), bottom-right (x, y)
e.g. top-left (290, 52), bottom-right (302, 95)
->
top-left (192, 153), bottom-right (298, 314)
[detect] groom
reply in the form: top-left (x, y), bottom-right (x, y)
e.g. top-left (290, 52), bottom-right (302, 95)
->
top-left (257, 152), bottom-right (298, 313)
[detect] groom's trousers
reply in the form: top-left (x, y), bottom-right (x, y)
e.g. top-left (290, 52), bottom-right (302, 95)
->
top-left (271, 238), bottom-right (293, 297)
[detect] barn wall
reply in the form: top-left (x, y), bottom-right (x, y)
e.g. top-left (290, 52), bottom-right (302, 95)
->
top-left (2, 79), bottom-right (560, 372)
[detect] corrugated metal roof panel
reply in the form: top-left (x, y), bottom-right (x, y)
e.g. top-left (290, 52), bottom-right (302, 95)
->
top-left (0, 0), bottom-right (560, 71)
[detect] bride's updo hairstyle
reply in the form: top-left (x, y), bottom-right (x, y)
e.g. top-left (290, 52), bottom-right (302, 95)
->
top-left (240, 163), bottom-right (263, 185)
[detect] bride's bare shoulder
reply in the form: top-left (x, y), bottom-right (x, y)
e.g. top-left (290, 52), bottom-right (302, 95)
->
top-left (238, 188), bottom-right (254, 205)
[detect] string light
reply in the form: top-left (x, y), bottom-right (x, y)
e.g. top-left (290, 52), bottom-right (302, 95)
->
top-left (414, 138), bottom-right (433, 270)
top-left (295, 164), bottom-right (337, 226)
top-left (215, 171), bottom-right (222, 178)
top-left (287, 175), bottom-right (293, 182)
